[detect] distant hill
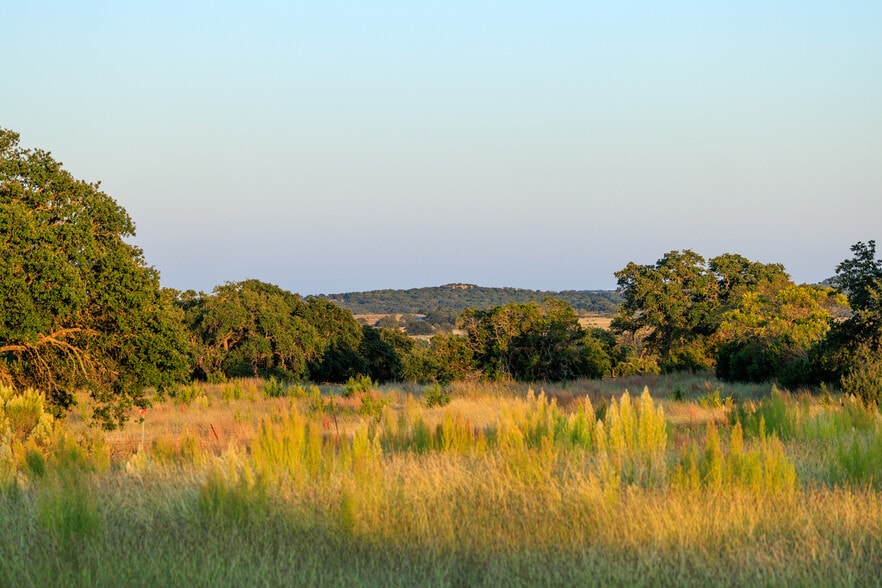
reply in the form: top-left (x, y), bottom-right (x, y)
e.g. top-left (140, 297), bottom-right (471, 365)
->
top-left (318, 284), bottom-right (622, 316)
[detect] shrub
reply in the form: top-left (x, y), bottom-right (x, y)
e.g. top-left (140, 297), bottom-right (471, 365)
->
top-left (840, 348), bottom-right (882, 407)
top-left (716, 340), bottom-right (781, 383)
top-left (207, 371), bottom-right (227, 384)
top-left (0, 385), bottom-right (55, 447)
top-left (672, 385), bottom-right (684, 401)
top-left (343, 375), bottom-right (374, 398)
top-left (308, 387), bottom-right (331, 415)
top-left (287, 384), bottom-right (309, 399)
top-left (172, 384), bottom-right (200, 405)
top-left (423, 384), bottom-right (451, 408)
top-left (221, 381), bottom-right (243, 402)
top-left (358, 393), bottom-right (389, 422)
top-left (729, 386), bottom-right (797, 441)
top-left (699, 389), bottom-right (723, 408)
top-left (262, 377), bottom-right (287, 399)
top-left (0, 385), bottom-right (56, 484)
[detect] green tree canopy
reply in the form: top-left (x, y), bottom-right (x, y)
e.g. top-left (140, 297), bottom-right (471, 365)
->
top-left (423, 332), bottom-right (477, 384)
top-left (612, 250), bottom-right (792, 372)
top-left (358, 326), bottom-right (409, 383)
top-left (812, 241), bottom-right (882, 386)
top-left (180, 280), bottom-right (322, 380)
top-left (304, 297), bottom-right (368, 382)
top-left (0, 129), bottom-right (190, 427)
top-left (834, 240), bottom-right (882, 349)
top-left (181, 280), bottom-right (384, 383)
top-left (458, 298), bottom-right (611, 382)
top-left (715, 285), bottom-right (842, 383)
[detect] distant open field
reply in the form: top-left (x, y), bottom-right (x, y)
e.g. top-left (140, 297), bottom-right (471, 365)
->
top-left (354, 313), bottom-right (423, 326)
top-left (579, 315), bottom-right (614, 330)
top-left (354, 313), bottom-right (398, 325)
top-left (356, 313), bottom-right (613, 332)
top-left (3, 373), bottom-right (882, 585)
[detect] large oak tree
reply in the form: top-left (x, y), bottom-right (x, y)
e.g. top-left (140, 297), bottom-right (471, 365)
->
top-left (612, 250), bottom-right (791, 372)
top-left (0, 129), bottom-right (190, 427)
top-left (180, 280), bottom-right (379, 383)
top-left (458, 298), bottom-right (611, 381)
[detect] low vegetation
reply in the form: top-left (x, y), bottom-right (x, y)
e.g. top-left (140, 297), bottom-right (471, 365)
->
top-left (2, 374), bottom-right (882, 585)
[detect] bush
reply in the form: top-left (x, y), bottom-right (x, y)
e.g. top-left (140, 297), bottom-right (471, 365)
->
top-left (0, 385), bottom-right (54, 447)
top-left (716, 340), bottom-right (780, 383)
top-left (699, 387), bottom-right (728, 409)
top-left (423, 384), bottom-right (451, 408)
top-left (840, 348), bottom-right (882, 407)
top-left (358, 393), bottom-right (389, 421)
top-left (262, 377), bottom-right (287, 399)
top-left (172, 384), bottom-right (200, 405)
top-left (729, 386), bottom-right (797, 441)
top-left (207, 371), bottom-right (228, 384)
top-left (343, 375), bottom-right (374, 398)
top-left (308, 387), bottom-right (331, 415)
top-left (402, 316), bottom-right (434, 336)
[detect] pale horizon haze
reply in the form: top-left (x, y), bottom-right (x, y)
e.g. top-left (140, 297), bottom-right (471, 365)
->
top-left (3, 2), bottom-right (880, 295)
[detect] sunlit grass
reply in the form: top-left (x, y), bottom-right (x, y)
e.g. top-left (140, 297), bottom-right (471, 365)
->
top-left (2, 376), bottom-right (882, 585)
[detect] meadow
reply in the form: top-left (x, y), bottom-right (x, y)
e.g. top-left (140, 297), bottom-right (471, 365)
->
top-left (2, 374), bottom-right (882, 586)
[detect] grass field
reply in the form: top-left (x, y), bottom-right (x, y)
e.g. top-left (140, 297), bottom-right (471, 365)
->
top-left (2, 373), bottom-right (882, 586)
top-left (578, 315), bottom-right (614, 330)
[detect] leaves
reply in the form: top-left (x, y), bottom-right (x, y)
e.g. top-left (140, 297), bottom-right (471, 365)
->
top-left (180, 280), bottom-right (377, 383)
top-left (0, 129), bottom-right (190, 426)
top-left (613, 250), bottom-right (793, 373)
top-left (458, 298), bottom-right (611, 382)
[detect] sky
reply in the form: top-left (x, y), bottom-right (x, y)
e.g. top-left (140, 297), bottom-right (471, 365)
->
top-left (3, 1), bottom-right (881, 295)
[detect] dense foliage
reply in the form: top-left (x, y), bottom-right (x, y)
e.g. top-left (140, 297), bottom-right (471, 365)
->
top-left (815, 241), bottom-right (882, 402)
top-left (715, 284), bottom-right (842, 384)
top-left (0, 129), bottom-right (190, 427)
top-left (180, 286), bottom-right (617, 386)
top-left (319, 284), bottom-right (622, 316)
top-left (457, 298), bottom-right (613, 382)
top-left (178, 280), bottom-right (402, 384)
top-left (611, 244), bottom-right (881, 401)
top-left (612, 251), bottom-right (793, 373)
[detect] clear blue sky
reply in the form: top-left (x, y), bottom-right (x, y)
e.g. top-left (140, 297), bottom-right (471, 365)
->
top-left (3, 1), bottom-right (880, 294)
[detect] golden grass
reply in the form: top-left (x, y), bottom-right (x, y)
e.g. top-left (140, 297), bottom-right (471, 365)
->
top-left (3, 376), bottom-right (882, 585)
top-left (579, 315), bottom-right (614, 330)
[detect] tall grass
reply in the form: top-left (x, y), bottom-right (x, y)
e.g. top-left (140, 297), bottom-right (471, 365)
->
top-left (1, 379), bottom-right (882, 585)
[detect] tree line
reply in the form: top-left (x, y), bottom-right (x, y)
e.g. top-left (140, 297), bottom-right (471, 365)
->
top-left (321, 284), bottom-right (622, 316)
top-left (610, 245), bottom-right (881, 402)
top-left (2, 128), bottom-right (881, 426)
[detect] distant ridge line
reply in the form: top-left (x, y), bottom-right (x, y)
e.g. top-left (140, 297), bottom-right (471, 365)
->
top-left (316, 284), bottom-right (621, 316)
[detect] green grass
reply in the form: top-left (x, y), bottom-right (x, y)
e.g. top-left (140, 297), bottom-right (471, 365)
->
top-left (2, 376), bottom-right (882, 585)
